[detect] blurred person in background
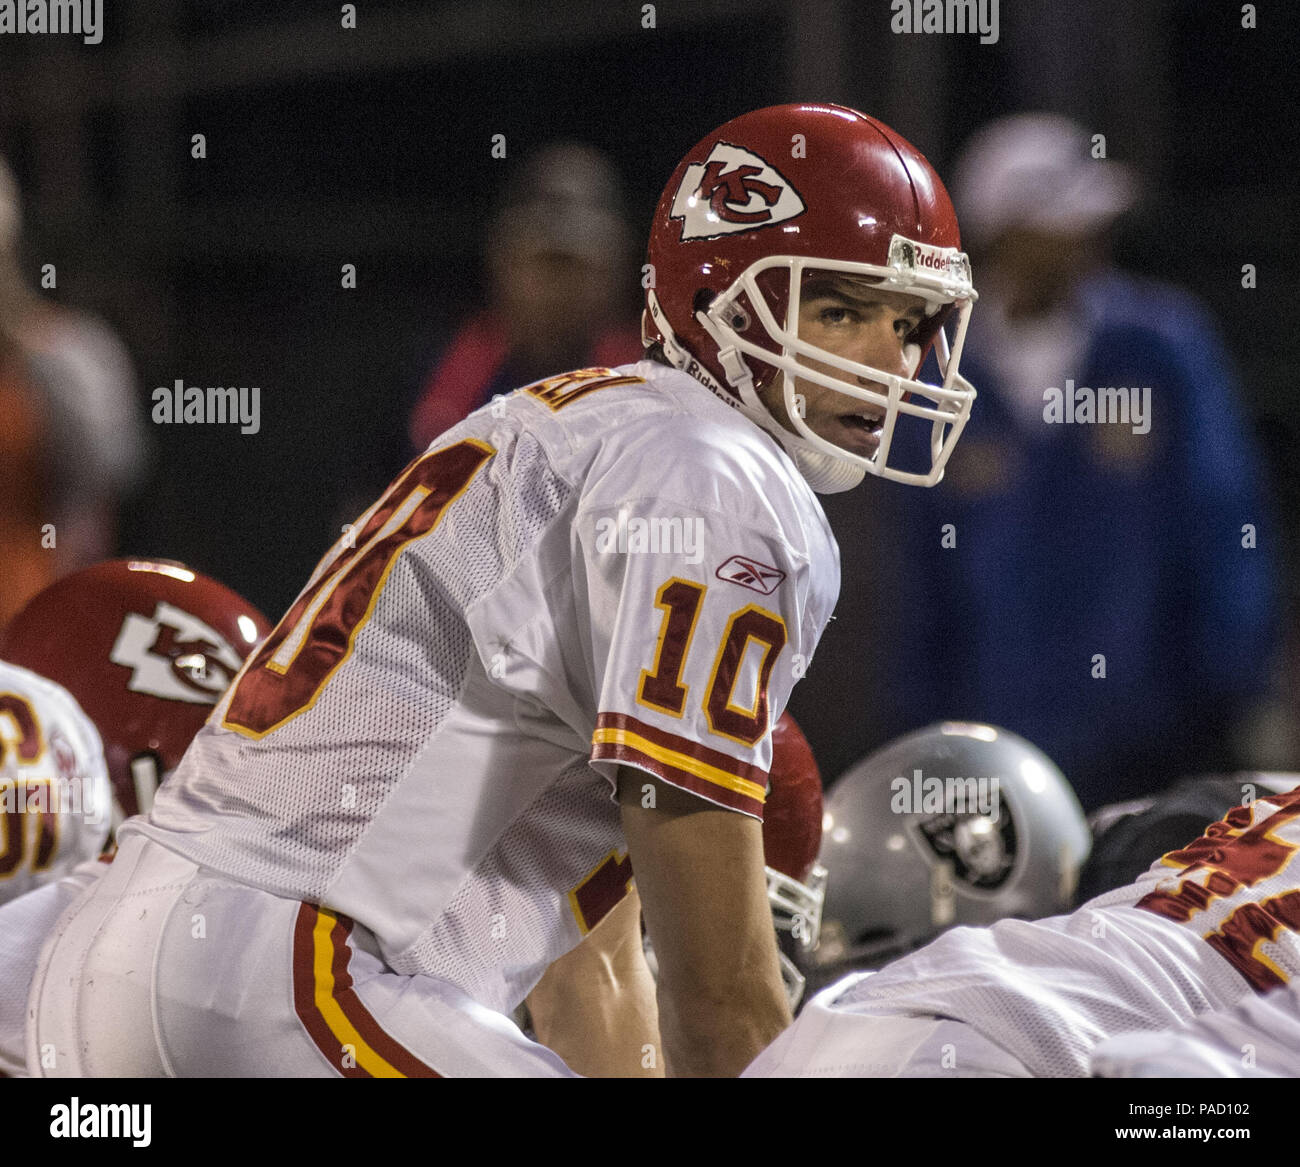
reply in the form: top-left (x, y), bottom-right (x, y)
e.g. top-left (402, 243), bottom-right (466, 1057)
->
top-left (407, 142), bottom-right (642, 448)
top-left (886, 113), bottom-right (1283, 810)
top-left (0, 154), bottom-right (148, 629)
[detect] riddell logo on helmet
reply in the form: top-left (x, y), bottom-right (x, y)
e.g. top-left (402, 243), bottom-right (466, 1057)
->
top-left (888, 235), bottom-right (972, 287)
top-left (671, 143), bottom-right (806, 241)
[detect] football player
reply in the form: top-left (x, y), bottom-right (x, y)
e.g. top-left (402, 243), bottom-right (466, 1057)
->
top-left (27, 103), bottom-right (978, 1078)
top-left (0, 558), bottom-right (271, 1077)
top-left (1, 558), bottom-right (273, 829)
top-left (0, 660), bottom-right (113, 1078)
top-left (0, 663), bottom-right (112, 910)
top-left (1084, 775), bottom-right (1300, 1079)
top-left (802, 722), bottom-right (1091, 995)
top-left (1090, 980), bottom-right (1300, 1078)
top-left (745, 732), bottom-right (1300, 1077)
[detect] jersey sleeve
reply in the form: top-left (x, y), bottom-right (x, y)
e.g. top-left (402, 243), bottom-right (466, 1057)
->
top-left (575, 495), bottom-right (818, 821)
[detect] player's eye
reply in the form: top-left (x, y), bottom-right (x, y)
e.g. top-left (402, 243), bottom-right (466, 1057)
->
top-left (895, 318), bottom-right (916, 339)
top-left (818, 305), bottom-right (857, 325)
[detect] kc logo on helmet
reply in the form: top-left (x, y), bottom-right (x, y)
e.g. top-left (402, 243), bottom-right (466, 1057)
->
top-left (671, 143), bottom-right (806, 241)
top-left (109, 601), bottom-right (244, 704)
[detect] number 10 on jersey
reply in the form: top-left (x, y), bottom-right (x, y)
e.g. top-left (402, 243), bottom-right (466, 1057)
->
top-left (636, 577), bottom-right (786, 747)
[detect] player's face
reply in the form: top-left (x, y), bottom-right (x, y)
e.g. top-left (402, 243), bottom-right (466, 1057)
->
top-left (768, 278), bottom-right (928, 458)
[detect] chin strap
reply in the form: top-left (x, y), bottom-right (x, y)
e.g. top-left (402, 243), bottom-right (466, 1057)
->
top-left (710, 316), bottom-right (867, 494)
top-left (769, 372), bottom-right (868, 494)
top-left (648, 292), bottom-right (868, 495)
top-left (783, 441), bottom-right (868, 494)
top-left (702, 310), bottom-right (867, 494)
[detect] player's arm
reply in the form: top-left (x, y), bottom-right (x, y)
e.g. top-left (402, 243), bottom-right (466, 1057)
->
top-left (618, 769), bottom-right (791, 1077)
top-left (523, 884), bottom-right (664, 1077)
top-left (573, 483), bottom-right (814, 1075)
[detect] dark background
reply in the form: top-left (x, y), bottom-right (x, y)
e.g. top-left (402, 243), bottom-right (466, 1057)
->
top-left (2, 0), bottom-right (1297, 772)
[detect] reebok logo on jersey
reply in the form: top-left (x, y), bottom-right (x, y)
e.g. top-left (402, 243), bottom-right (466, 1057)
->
top-left (670, 143), bottom-right (805, 241)
top-left (715, 555), bottom-right (786, 594)
top-left (109, 601), bottom-right (245, 704)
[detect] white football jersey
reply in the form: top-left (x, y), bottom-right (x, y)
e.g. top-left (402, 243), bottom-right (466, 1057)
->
top-left (1090, 982), bottom-right (1300, 1077)
top-left (751, 785), bottom-right (1300, 1077)
top-left (0, 661), bottom-right (112, 904)
top-left (123, 361), bottom-right (839, 1013)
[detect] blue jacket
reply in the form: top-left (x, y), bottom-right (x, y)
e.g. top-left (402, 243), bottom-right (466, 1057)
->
top-left (885, 270), bottom-right (1280, 808)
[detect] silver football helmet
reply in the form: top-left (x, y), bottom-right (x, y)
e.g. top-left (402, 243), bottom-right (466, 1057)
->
top-left (806, 721), bottom-right (1091, 982)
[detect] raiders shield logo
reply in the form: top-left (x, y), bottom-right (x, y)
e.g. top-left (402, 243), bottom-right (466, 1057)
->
top-left (918, 805), bottom-right (1018, 891)
top-left (671, 143), bottom-right (806, 241)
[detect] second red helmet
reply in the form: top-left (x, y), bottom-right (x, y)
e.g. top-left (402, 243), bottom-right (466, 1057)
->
top-left (1, 559), bottom-right (272, 824)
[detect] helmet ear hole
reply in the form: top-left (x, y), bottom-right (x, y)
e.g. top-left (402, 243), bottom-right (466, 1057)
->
top-left (695, 286), bottom-right (751, 337)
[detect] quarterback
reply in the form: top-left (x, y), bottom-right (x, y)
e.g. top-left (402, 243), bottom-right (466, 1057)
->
top-left (27, 103), bottom-right (977, 1078)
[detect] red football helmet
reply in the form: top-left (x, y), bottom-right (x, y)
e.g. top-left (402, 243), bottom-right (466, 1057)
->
top-left (1, 559), bottom-right (272, 825)
top-left (764, 711), bottom-right (827, 1007)
top-left (644, 103), bottom-right (977, 491)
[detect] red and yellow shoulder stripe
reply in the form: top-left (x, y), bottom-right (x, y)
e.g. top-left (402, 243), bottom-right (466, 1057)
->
top-left (591, 711), bottom-right (767, 817)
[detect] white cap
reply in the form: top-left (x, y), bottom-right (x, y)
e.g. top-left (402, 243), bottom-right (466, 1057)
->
top-left (489, 142), bottom-right (630, 265)
top-left (951, 113), bottom-right (1135, 249)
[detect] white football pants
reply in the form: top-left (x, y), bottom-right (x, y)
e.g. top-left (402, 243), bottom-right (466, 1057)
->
top-left (27, 834), bottom-right (577, 1078)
